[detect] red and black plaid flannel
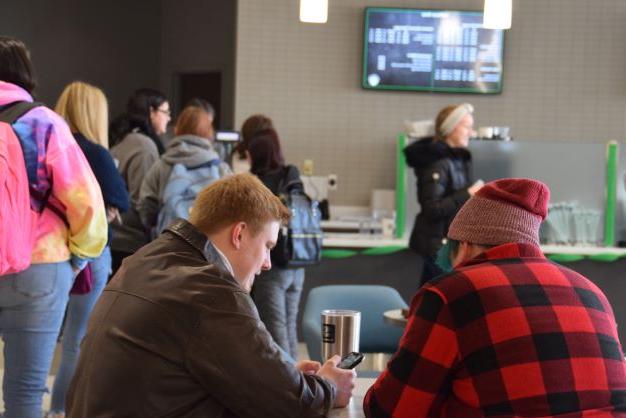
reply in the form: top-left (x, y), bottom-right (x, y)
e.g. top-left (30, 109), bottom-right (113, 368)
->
top-left (364, 243), bottom-right (626, 417)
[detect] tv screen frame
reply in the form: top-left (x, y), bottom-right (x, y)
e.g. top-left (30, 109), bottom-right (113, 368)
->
top-left (362, 7), bottom-right (505, 94)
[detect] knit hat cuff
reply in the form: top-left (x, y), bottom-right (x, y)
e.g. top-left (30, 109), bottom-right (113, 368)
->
top-left (448, 196), bottom-right (542, 246)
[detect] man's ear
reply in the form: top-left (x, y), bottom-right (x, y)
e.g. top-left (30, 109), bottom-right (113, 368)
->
top-left (452, 241), bottom-right (471, 267)
top-left (230, 222), bottom-right (246, 249)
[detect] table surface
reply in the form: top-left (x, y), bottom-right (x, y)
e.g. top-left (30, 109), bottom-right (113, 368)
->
top-left (383, 309), bottom-right (408, 327)
top-left (329, 377), bottom-right (376, 418)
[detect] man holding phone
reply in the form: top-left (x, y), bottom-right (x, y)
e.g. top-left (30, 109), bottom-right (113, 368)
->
top-left (67, 174), bottom-right (356, 417)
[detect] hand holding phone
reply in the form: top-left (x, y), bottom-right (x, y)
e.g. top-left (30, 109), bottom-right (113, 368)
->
top-left (338, 352), bottom-right (364, 369)
top-left (317, 355), bottom-right (357, 408)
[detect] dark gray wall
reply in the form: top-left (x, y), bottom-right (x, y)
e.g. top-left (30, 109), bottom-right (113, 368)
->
top-left (160, 0), bottom-right (237, 129)
top-left (1, 0), bottom-right (162, 116)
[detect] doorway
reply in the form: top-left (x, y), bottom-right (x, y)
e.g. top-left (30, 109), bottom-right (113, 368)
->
top-left (177, 72), bottom-right (222, 130)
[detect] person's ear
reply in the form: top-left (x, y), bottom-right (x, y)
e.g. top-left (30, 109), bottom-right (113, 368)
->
top-left (231, 222), bottom-right (246, 249)
top-left (452, 241), bottom-right (471, 267)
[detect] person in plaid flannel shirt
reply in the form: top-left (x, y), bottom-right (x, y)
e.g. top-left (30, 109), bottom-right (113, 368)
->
top-left (364, 178), bottom-right (626, 417)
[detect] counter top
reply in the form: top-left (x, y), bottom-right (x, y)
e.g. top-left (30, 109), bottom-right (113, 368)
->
top-left (322, 233), bottom-right (626, 257)
top-left (540, 245), bottom-right (626, 256)
top-left (323, 233), bottom-right (408, 248)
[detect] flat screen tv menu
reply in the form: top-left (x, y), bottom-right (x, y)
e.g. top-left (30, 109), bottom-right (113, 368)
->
top-left (362, 8), bottom-right (504, 94)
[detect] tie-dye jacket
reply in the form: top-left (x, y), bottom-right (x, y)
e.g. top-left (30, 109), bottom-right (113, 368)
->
top-left (0, 81), bottom-right (107, 266)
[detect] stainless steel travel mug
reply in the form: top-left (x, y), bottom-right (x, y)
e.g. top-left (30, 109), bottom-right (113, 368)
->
top-left (321, 309), bottom-right (361, 361)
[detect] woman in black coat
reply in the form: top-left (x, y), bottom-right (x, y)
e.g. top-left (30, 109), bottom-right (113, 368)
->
top-left (404, 103), bottom-right (483, 286)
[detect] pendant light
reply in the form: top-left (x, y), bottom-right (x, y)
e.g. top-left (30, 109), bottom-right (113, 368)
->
top-left (299, 0), bottom-right (328, 23)
top-left (483, 0), bottom-right (512, 29)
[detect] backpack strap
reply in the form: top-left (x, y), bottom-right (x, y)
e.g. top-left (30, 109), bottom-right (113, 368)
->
top-left (0, 101), bottom-right (67, 225)
top-left (187, 158), bottom-right (221, 170)
top-left (46, 201), bottom-right (70, 227)
top-left (278, 165), bottom-right (304, 195)
top-left (0, 101), bottom-right (44, 124)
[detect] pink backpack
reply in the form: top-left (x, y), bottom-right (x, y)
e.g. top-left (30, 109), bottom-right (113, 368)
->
top-left (0, 121), bottom-right (37, 274)
top-left (0, 102), bottom-right (42, 275)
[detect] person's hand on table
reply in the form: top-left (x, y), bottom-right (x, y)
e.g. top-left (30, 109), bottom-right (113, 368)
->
top-left (316, 355), bottom-right (356, 408)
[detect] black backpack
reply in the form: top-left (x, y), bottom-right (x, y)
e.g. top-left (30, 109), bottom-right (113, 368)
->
top-left (272, 166), bottom-right (323, 268)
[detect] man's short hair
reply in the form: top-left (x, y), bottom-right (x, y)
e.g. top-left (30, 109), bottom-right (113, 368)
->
top-left (190, 173), bottom-right (290, 235)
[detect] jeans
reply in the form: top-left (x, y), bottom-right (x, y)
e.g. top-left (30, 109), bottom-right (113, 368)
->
top-left (252, 267), bottom-right (304, 360)
top-left (50, 247), bottom-right (111, 414)
top-left (0, 261), bottom-right (73, 418)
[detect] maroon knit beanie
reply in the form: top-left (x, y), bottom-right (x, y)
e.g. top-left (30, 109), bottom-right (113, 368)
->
top-left (447, 178), bottom-right (550, 246)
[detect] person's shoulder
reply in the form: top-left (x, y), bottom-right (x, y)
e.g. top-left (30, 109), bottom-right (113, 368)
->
top-left (113, 131), bottom-right (158, 156)
top-left (424, 261), bottom-right (497, 301)
top-left (18, 105), bottom-right (67, 133)
top-left (181, 267), bottom-right (258, 321)
top-left (285, 164), bottom-right (301, 177)
top-left (283, 164), bottom-right (304, 188)
top-left (124, 131), bottom-right (157, 148)
top-left (76, 135), bottom-right (105, 154)
top-left (545, 260), bottom-right (608, 297)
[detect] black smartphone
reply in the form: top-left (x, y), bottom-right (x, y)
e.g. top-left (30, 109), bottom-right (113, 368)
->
top-left (338, 352), bottom-right (364, 369)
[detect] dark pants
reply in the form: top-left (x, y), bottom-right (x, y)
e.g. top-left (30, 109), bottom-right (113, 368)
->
top-left (418, 255), bottom-right (443, 288)
top-left (110, 249), bottom-right (133, 281)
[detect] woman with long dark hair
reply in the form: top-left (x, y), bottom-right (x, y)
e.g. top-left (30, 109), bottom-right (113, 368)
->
top-left (230, 113), bottom-right (274, 174)
top-left (247, 126), bottom-right (305, 360)
top-left (110, 88), bottom-right (170, 273)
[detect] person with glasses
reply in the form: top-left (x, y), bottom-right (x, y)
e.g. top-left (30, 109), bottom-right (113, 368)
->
top-left (109, 88), bottom-right (171, 274)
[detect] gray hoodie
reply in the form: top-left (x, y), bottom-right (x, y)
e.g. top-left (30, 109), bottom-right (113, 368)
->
top-left (138, 135), bottom-right (231, 229)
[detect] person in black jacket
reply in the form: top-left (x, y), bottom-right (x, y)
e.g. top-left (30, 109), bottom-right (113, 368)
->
top-left (404, 103), bottom-right (483, 287)
top-left (247, 127), bottom-right (305, 360)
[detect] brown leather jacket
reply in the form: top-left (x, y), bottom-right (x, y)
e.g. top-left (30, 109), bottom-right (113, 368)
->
top-left (67, 220), bottom-right (335, 417)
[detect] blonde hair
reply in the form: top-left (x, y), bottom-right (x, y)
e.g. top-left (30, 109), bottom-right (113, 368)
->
top-left (434, 105), bottom-right (458, 141)
top-left (55, 81), bottom-right (109, 148)
top-left (190, 173), bottom-right (290, 236)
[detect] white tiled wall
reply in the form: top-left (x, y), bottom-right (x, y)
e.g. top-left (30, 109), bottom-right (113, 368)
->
top-left (236, 0), bottom-right (626, 205)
